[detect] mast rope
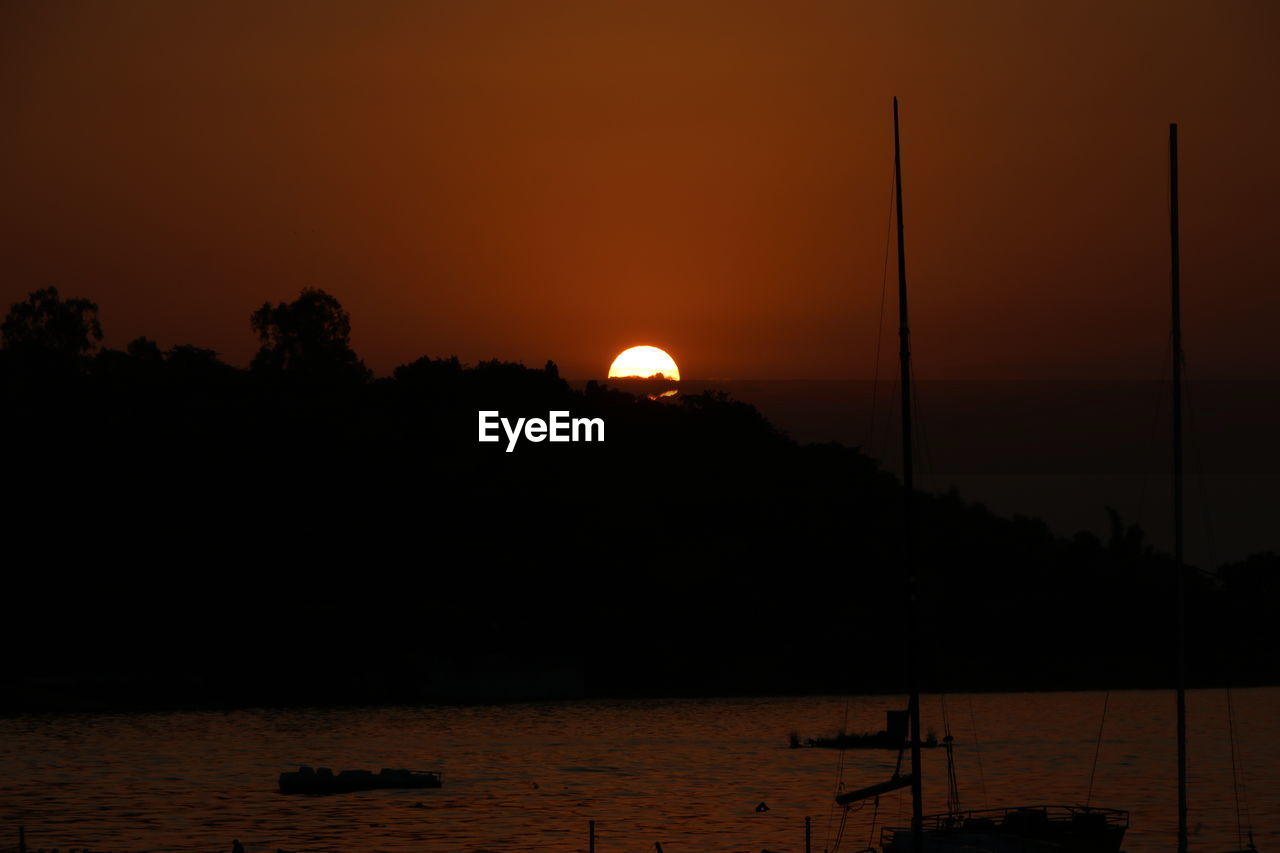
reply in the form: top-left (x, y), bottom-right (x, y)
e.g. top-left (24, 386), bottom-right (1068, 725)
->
top-left (1182, 351), bottom-right (1256, 848)
top-left (865, 795), bottom-right (883, 850)
top-left (1225, 687), bottom-right (1254, 850)
top-left (866, 164), bottom-right (898, 450)
top-left (1131, 340), bottom-right (1172, 540)
top-left (966, 695), bottom-right (990, 808)
top-left (876, 376), bottom-right (901, 467)
top-left (829, 799), bottom-right (857, 852)
top-left (941, 694), bottom-right (961, 813)
top-left (829, 793), bottom-right (869, 852)
top-left (824, 697), bottom-right (856, 851)
top-left (1085, 689), bottom-right (1111, 807)
top-left (1180, 362), bottom-right (1220, 590)
top-left (908, 362), bottom-right (934, 497)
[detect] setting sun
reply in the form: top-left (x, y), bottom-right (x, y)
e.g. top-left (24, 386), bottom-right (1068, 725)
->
top-left (608, 346), bottom-right (681, 381)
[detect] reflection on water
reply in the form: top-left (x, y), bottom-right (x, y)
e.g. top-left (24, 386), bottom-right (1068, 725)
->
top-left (1, 689), bottom-right (1276, 852)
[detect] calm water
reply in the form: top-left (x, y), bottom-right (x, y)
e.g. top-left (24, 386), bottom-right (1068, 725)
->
top-left (2, 689), bottom-right (1277, 852)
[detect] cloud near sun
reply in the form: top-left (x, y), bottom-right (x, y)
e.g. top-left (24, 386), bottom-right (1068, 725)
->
top-left (607, 346), bottom-right (680, 381)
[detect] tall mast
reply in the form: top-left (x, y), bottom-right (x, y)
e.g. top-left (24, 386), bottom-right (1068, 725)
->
top-left (1170, 122), bottom-right (1188, 853)
top-left (893, 94), bottom-right (924, 853)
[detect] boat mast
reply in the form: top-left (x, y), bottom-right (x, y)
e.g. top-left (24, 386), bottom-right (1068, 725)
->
top-left (893, 94), bottom-right (924, 853)
top-left (1169, 122), bottom-right (1188, 853)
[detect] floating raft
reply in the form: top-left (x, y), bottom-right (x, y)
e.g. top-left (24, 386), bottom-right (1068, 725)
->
top-left (279, 766), bottom-right (443, 795)
top-left (792, 709), bottom-right (940, 750)
top-left (797, 731), bottom-right (940, 750)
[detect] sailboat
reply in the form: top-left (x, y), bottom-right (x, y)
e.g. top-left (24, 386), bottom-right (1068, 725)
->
top-left (827, 98), bottom-right (1129, 853)
top-left (1167, 123), bottom-right (1258, 853)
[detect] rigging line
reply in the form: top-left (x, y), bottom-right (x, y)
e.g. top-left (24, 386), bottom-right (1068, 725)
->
top-left (940, 694), bottom-right (960, 813)
top-left (966, 695), bottom-right (990, 809)
top-left (832, 798), bottom-right (866, 853)
top-left (1179, 361), bottom-right (1219, 570)
top-left (886, 375), bottom-right (901, 465)
top-left (908, 361), bottom-right (933, 493)
top-left (1085, 689), bottom-right (1111, 808)
top-left (1226, 687), bottom-right (1254, 848)
top-left (1227, 687), bottom-right (1245, 850)
top-left (831, 800), bottom-right (853, 853)
top-left (1131, 339), bottom-right (1172, 544)
top-left (867, 163), bottom-right (898, 450)
top-left (825, 699), bottom-right (855, 852)
top-left (865, 794), bottom-right (884, 850)
top-left (1178, 347), bottom-right (1256, 847)
top-left (875, 375), bottom-right (901, 466)
top-left (825, 697), bottom-right (858, 851)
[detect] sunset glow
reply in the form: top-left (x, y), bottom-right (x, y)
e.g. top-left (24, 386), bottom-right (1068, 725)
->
top-left (608, 346), bottom-right (681, 381)
top-left (5, 4), bottom-right (1280, 852)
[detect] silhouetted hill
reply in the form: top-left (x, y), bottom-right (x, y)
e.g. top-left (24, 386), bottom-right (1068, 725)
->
top-left (2, 288), bottom-right (1276, 711)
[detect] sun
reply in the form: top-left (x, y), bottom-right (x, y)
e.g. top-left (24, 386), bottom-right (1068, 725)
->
top-left (608, 345), bottom-right (681, 381)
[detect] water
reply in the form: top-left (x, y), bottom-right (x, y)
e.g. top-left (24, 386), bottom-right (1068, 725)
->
top-left (2, 689), bottom-right (1277, 852)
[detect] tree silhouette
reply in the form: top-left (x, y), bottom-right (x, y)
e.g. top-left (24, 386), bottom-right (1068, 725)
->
top-left (126, 336), bottom-right (165, 362)
top-left (249, 288), bottom-right (370, 381)
top-left (1, 287), bottom-right (103, 363)
top-left (3, 286), bottom-right (1279, 708)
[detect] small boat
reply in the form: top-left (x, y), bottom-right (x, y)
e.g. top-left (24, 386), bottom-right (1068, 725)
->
top-left (792, 709), bottom-right (940, 750)
top-left (797, 730), bottom-right (940, 750)
top-left (875, 805), bottom-right (1129, 853)
top-left (278, 765), bottom-right (443, 795)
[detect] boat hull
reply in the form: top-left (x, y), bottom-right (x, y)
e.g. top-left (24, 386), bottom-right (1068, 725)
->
top-left (882, 805), bottom-right (1128, 853)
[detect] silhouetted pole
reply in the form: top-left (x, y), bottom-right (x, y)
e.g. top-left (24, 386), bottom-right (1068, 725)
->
top-left (17, 825), bottom-right (25, 853)
top-left (805, 814), bottom-right (812, 853)
top-left (1170, 121), bottom-right (1188, 853)
top-left (589, 819), bottom-right (596, 853)
top-left (893, 94), bottom-right (924, 853)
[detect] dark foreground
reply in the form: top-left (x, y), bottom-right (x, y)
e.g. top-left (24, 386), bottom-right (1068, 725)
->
top-left (3, 289), bottom-right (1278, 710)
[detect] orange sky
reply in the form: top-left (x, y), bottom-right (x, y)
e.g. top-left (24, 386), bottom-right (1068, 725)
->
top-left (3, 0), bottom-right (1278, 379)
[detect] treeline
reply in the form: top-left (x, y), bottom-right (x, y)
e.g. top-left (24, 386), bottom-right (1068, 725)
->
top-left (1, 287), bottom-right (1276, 710)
